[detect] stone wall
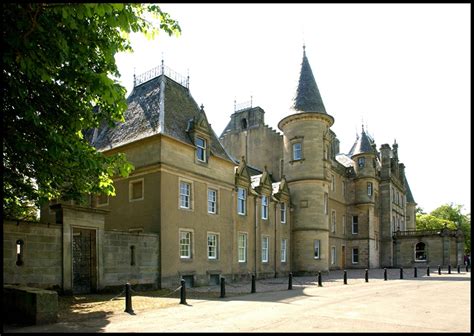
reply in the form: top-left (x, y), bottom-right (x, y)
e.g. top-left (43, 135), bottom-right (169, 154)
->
top-left (102, 231), bottom-right (159, 290)
top-left (393, 230), bottom-right (463, 268)
top-left (3, 218), bottom-right (160, 293)
top-left (3, 220), bottom-right (62, 290)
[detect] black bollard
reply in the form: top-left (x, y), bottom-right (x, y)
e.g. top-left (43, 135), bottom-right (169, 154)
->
top-left (438, 265), bottom-right (441, 275)
top-left (251, 274), bottom-right (256, 293)
top-left (365, 269), bottom-right (369, 283)
top-left (414, 267), bottom-right (417, 278)
top-left (457, 264), bottom-right (461, 273)
top-left (448, 265), bottom-right (451, 274)
top-left (220, 277), bottom-right (226, 298)
top-left (288, 272), bottom-right (293, 290)
top-left (343, 270), bottom-right (347, 285)
top-left (180, 279), bottom-right (187, 305)
top-left (318, 271), bottom-right (323, 287)
top-left (124, 283), bottom-right (134, 314)
top-left (400, 267), bottom-right (403, 279)
top-left (427, 266), bottom-right (430, 276)
top-left (384, 268), bottom-right (387, 281)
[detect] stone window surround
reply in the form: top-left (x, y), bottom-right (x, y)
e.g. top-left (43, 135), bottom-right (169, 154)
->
top-left (178, 178), bottom-right (194, 211)
top-left (129, 178), bottom-right (144, 202)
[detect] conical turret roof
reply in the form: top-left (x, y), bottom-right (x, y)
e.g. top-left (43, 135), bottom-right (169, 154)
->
top-left (292, 45), bottom-right (327, 113)
top-left (348, 126), bottom-right (376, 157)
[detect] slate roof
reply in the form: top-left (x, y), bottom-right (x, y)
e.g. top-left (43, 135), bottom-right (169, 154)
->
top-left (348, 127), bottom-right (377, 157)
top-left (89, 74), bottom-right (232, 162)
top-left (404, 175), bottom-right (416, 203)
top-left (335, 154), bottom-right (354, 167)
top-left (292, 46), bottom-right (327, 113)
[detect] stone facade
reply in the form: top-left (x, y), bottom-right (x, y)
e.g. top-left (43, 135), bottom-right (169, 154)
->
top-left (5, 47), bottom-right (463, 294)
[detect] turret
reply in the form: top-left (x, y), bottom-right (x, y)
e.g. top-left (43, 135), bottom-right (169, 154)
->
top-left (278, 45), bottom-right (334, 274)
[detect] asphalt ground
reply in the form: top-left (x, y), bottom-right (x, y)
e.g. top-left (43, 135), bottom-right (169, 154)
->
top-left (3, 268), bottom-right (471, 333)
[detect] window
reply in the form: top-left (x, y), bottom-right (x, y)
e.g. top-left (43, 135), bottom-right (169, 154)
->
top-left (314, 239), bottom-right (321, 259)
top-left (331, 175), bottom-right (335, 191)
top-left (293, 143), bottom-right (302, 161)
top-left (207, 233), bottom-right (218, 259)
top-left (208, 189), bottom-right (217, 214)
top-left (196, 137), bottom-right (207, 162)
top-left (179, 231), bottom-right (192, 259)
top-left (415, 242), bottom-right (426, 261)
top-left (262, 236), bottom-right (269, 262)
top-left (352, 215), bottom-right (359, 234)
top-left (324, 193), bottom-right (328, 215)
top-left (241, 118), bottom-right (247, 130)
top-left (280, 203), bottom-right (286, 223)
top-left (331, 210), bottom-right (336, 233)
top-left (130, 245), bottom-right (135, 266)
top-left (238, 233), bottom-right (247, 262)
top-left (97, 194), bottom-right (109, 206)
top-left (129, 179), bottom-right (144, 201)
top-left (261, 195), bottom-right (268, 220)
top-left (281, 239), bottom-right (287, 262)
top-left (237, 187), bottom-right (247, 215)
top-left (16, 239), bottom-right (24, 266)
top-left (367, 182), bottom-right (373, 197)
top-left (180, 181), bottom-right (191, 209)
top-left (352, 248), bottom-right (359, 264)
top-left (342, 215), bottom-right (346, 235)
top-left (331, 246), bottom-right (336, 265)
top-left (358, 157), bottom-right (365, 168)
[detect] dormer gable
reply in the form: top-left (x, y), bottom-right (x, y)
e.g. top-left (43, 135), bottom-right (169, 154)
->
top-left (235, 156), bottom-right (252, 188)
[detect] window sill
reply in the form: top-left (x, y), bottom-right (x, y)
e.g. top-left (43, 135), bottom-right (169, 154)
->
top-left (289, 159), bottom-right (305, 164)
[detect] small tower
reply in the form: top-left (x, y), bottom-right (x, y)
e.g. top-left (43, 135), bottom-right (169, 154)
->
top-left (348, 126), bottom-right (380, 268)
top-left (278, 45), bottom-right (334, 273)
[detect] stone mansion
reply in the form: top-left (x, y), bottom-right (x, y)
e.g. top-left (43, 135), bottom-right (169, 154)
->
top-left (4, 46), bottom-right (463, 293)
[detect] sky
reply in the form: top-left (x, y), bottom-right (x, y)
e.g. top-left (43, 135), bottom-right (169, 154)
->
top-left (115, 3), bottom-right (471, 215)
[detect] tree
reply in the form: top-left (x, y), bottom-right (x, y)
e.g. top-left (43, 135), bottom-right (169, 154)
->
top-left (431, 204), bottom-right (471, 253)
top-left (416, 203), bottom-right (471, 253)
top-left (415, 214), bottom-right (456, 231)
top-left (2, 4), bottom-right (181, 220)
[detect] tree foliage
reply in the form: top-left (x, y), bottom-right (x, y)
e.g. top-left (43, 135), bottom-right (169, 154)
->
top-left (416, 203), bottom-right (471, 253)
top-left (2, 3), bottom-right (180, 220)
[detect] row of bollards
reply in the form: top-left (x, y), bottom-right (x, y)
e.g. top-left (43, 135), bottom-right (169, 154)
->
top-left (123, 264), bottom-right (470, 312)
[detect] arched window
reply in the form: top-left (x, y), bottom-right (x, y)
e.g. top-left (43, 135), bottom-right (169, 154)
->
top-left (241, 118), bottom-right (247, 130)
top-left (415, 242), bottom-right (426, 261)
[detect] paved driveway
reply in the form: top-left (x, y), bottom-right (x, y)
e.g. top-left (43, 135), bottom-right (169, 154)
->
top-left (4, 269), bottom-right (471, 333)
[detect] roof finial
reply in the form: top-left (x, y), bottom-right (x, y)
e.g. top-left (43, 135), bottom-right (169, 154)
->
top-left (361, 124), bottom-right (365, 133)
top-left (200, 104), bottom-right (204, 112)
top-left (303, 43), bottom-right (306, 57)
top-left (186, 68), bottom-right (190, 89)
top-left (161, 53), bottom-right (164, 73)
top-left (133, 67), bottom-right (136, 87)
top-left (250, 95), bottom-right (253, 108)
top-left (234, 98), bottom-right (237, 112)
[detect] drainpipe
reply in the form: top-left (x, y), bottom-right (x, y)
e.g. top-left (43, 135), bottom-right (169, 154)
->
top-left (254, 195), bottom-right (258, 278)
top-left (274, 200), bottom-right (277, 278)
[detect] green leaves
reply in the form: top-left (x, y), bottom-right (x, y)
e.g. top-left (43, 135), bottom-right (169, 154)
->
top-left (416, 203), bottom-right (471, 253)
top-left (2, 3), bottom-right (180, 218)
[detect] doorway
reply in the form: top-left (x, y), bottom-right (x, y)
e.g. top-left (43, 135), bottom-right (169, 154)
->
top-left (72, 228), bottom-right (97, 294)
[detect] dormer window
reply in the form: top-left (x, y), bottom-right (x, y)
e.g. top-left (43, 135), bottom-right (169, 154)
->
top-left (358, 157), bottom-right (365, 168)
top-left (196, 137), bottom-right (207, 162)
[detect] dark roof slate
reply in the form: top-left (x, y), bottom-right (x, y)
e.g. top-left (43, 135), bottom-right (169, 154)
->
top-left (90, 75), bottom-right (231, 162)
top-left (293, 47), bottom-right (327, 113)
top-left (404, 175), bottom-right (416, 203)
top-left (348, 128), bottom-right (376, 157)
